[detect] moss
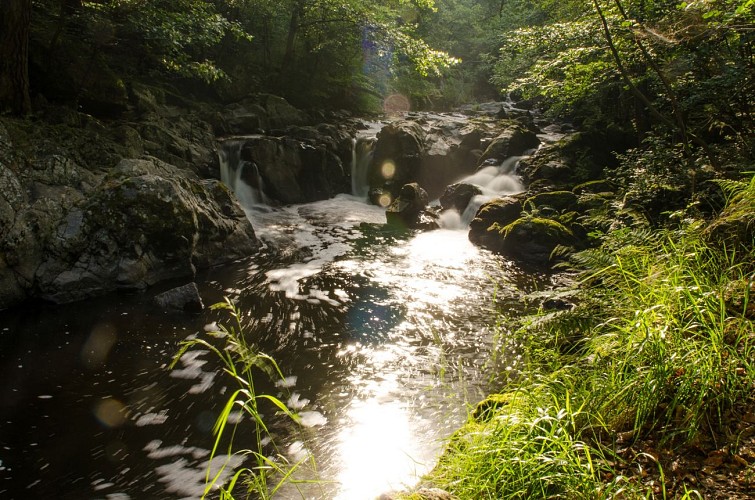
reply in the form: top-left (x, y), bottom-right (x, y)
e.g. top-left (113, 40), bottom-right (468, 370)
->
top-left (572, 179), bottom-right (615, 196)
top-left (498, 217), bottom-right (575, 264)
top-left (524, 190), bottom-right (578, 213)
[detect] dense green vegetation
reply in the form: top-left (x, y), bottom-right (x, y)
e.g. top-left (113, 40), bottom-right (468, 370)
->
top-left (3, 0), bottom-right (752, 497)
top-left (424, 176), bottom-right (754, 498)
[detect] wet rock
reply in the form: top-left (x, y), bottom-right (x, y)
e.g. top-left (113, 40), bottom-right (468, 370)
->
top-left (154, 282), bottom-right (204, 312)
top-left (236, 134), bottom-right (348, 204)
top-left (468, 196), bottom-right (523, 248)
top-left (477, 124), bottom-right (539, 166)
top-left (495, 217), bottom-right (576, 265)
top-left (439, 183), bottom-right (483, 212)
top-left (385, 183), bottom-right (439, 230)
top-left (368, 120), bottom-right (425, 201)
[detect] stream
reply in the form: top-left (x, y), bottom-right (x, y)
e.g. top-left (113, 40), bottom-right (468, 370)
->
top-left (0, 111), bottom-right (561, 499)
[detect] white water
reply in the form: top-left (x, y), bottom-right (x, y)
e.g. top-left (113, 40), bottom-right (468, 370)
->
top-left (350, 121), bottom-right (384, 199)
top-left (438, 155), bottom-right (527, 230)
top-left (218, 138), bottom-right (269, 207)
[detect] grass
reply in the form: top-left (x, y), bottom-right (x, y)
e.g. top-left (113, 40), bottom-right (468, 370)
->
top-left (170, 299), bottom-right (313, 499)
top-left (420, 176), bottom-right (755, 498)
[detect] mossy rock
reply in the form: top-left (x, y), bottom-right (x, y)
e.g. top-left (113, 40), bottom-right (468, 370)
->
top-left (524, 190), bottom-right (578, 213)
top-left (573, 179), bottom-right (615, 196)
top-left (499, 217), bottom-right (576, 265)
top-left (468, 196), bottom-right (523, 249)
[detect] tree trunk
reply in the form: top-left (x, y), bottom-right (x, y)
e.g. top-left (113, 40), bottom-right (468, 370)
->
top-left (0, 0), bottom-right (32, 115)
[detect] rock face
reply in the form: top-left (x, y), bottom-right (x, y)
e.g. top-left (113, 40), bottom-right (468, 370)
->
top-left (0, 117), bottom-right (259, 309)
top-left (230, 126), bottom-right (352, 205)
top-left (385, 183), bottom-right (439, 230)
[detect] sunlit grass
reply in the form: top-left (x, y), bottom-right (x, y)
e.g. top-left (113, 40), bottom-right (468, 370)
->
top-left (171, 299), bottom-right (315, 499)
top-left (423, 177), bottom-right (755, 498)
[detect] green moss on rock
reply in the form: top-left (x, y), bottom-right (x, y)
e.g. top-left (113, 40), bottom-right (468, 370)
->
top-left (524, 190), bottom-right (578, 213)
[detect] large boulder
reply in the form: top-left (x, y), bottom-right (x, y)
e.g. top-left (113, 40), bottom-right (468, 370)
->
top-left (477, 123), bottom-right (540, 166)
top-left (419, 121), bottom-right (483, 197)
top-left (235, 135), bottom-right (348, 204)
top-left (385, 183), bottom-right (439, 230)
top-left (468, 196), bottom-right (523, 248)
top-left (524, 190), bottom-right (579, 214)
top-left (368, 121), bottom-right (425, 204)
top-left (440, 183), bottom-right (483, 212)
top-left (0, 147), bottom-right (259, 307)
top-left (494, 217), bottom-right (575, 265)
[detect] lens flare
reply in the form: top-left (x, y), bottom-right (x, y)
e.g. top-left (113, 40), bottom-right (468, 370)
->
top-left (380, 160), bottom-right (396, 180)
top-left (377, 193), bottom-right (393, 207)
top-left (94, 398), bottom-right (126, 428)
top-left (383, 94), bottom-right (410, 114)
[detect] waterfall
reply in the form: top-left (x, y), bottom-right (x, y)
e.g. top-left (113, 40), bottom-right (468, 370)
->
top-left (218, 139), bottom-right (268, 209)
top-left (351, 137), bottom-right (376, 199)
top-left (349, 121), bottom-right (384, 199)
top-left (439, 155), bottom-right (527, 230)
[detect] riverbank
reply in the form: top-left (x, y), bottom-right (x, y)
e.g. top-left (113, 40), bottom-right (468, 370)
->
top-left (396, 177), bottom-right (755, 499)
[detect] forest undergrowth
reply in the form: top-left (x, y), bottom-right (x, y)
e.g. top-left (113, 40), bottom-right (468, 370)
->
top-left (421, 176), bottom-right (755, 499)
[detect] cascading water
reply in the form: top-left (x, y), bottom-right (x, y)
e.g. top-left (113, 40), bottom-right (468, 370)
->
top-left (218, 138), bottom-right (269, 207)
top-left (351, 137), bottom-right (376, 199)
top-left (438, 154), bottom-right (529, 230)
top-left (350, 121), bottom-right (383, 199)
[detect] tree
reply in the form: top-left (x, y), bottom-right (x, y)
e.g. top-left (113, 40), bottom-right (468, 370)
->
top-left (0, 0), bottom-right (32, 115)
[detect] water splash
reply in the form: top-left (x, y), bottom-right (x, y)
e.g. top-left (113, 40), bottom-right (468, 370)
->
top-left (439, 155), bottom-right (526, 230)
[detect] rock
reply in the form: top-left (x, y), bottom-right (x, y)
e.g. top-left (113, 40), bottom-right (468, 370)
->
top-left (1, 152), bottom-right (259, 306)
top-left (235, 134), bottom-right (347, 204)
top-left (154, 282), bottom-right (204, 312)
top-left (477, 124), bottom-right (539, 165)
top-left (468, 196), bottom-right (523, 248)
top-left (524, 190), bottom-right (578, 214)
top-left (439, 183), bottom-right (483, 212)
top-left (368, 121), bottom-right (425, 202)
top-left (222, 102), bottom-right (269, 135)
top-left (259, 94), bottom-right (308, 128)
top-left (573, 179), bottom-right (615, 196)
top-left (496, 217), bottom-right (576, 265)
top-left (385, 183), bottom-right (439, 230)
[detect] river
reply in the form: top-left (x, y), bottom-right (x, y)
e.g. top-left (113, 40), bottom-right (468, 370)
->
top-left (0, 112), bottom-right (560, 499)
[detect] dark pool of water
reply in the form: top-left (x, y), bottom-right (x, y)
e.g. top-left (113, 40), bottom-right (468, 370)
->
top-left (0, 195), bottom-right (548, 499)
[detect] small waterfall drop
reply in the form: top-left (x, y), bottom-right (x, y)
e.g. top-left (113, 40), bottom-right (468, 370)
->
top-left (439, 155), bottom-right (527, 230)
top-left (351, 137), bottom-right (376, 199)
top-left (350, 121), bottom-right (383, 199)
top-left (218, 138), bottom-right (268, 209)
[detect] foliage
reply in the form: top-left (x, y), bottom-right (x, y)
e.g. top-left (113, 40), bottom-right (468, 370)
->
top-left (426, 176), bottom-right (755, 497)
top-left (171, 299), bottom-right (311, 499)
top-left (489, 0), bottom-right (753, 168)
